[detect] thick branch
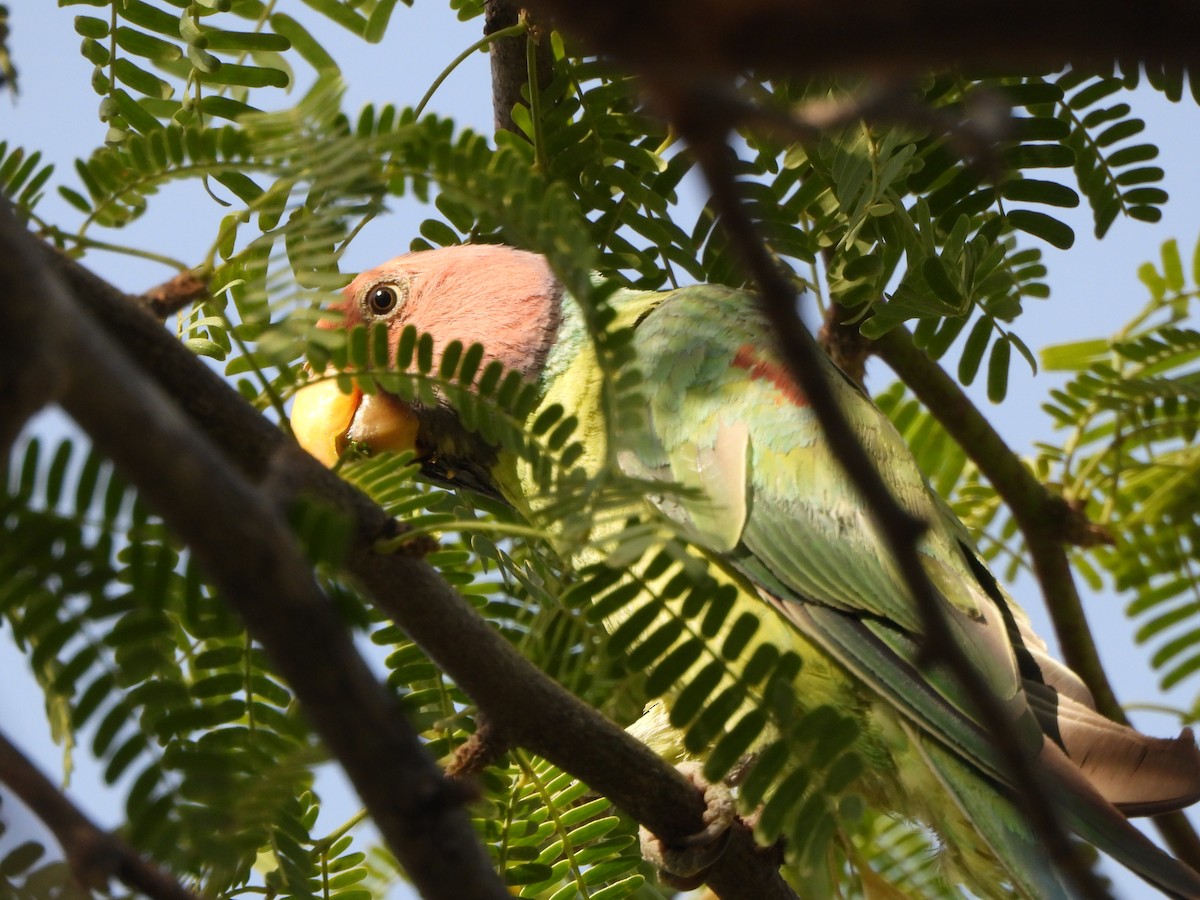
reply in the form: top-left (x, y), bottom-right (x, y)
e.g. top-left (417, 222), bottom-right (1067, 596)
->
top-left (871, 324), bottom-right (1200, 869)
top-left (0, 226), bottom-right (67, 467)
top-left (485, 0), bottom-right (554, 135)
top-left (526, 0), bottom-right (1200, 82)
top-left (670, 105), bottom-right (1107, 897)
top-left (1, 202), bottom-right (508, 900)
top-left (818, 300), bottom-right (871, 389)
top-left (0, 731), bottom-right (199, 900)
top-left (32, 237), bottom-right (796, 899)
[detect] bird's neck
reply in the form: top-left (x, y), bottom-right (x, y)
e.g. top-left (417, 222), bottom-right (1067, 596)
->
top-left (490, 285), bottom-right (664, 522)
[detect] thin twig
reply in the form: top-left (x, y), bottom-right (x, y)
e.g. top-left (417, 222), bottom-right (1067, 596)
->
top-left (0, 730), bottom-right (202, 900)
top-left (414, 21), bottom-right (527, 120)
top-left (687, 80), bottom-right (1014, 168)
top-left (445, 717), bottom-right (511, 781)
top-left (670, 96), bottom-right (1110, 898)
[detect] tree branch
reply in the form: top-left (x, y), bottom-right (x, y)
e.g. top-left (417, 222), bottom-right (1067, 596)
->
top-left (525, 0), bottom-right (1200, 82)
top-left (871, 324), bottom-right (1200, 870)
top-left (485, 0), bottom-right (554, 136)
top-left (0, 222), bottom-right (67, 468)
top-left (818, 299), bottom-right (872, 389)
top-left (0, 730), bottom-right (200, 900)
top-left (1, 199), bottom-right (509, 900)
top-left (30, 231), bottom-right (797, 899)
top-left (135, 270), bottom-right (210, 319)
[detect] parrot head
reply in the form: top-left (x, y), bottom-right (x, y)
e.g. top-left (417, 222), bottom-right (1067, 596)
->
top-left (291, 244), bottom-right (563, 487)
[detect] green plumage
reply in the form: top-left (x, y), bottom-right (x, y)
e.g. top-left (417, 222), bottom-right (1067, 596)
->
top-left (528, 280), bottom-right (1200, 898)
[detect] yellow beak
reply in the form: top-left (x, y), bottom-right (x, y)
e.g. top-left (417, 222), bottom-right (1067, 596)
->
top-left (291, 375), bottom-right (421, 467)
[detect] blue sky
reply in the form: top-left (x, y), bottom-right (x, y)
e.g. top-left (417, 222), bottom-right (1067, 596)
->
top-left (4, 3), bottom-right (1200, 896)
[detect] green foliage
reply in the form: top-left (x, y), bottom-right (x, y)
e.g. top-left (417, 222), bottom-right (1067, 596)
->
top-left (8, 3), bottom-right (1200, 898)
top-left (1042, 235), bottom-right (1200, 697)
top-left (0, 142), bottom-right (55, 218)
top-left (486, 756), bottom-right (655, 899)
top-left (1052, 71), bottom-right (1167, 237)
top-left (844, 813), bottom-right (957, 899)
top-left (3, 439), bottom-right (330, 894)
top-left (56, 0), bottom-right (412, 142)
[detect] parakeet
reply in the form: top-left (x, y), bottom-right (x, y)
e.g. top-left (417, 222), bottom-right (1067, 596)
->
top-left (291, 243), bottom-right (1200, 898)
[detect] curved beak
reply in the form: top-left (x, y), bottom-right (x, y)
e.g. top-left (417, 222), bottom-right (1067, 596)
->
top-left (291, 375), bottom-right (421, 467)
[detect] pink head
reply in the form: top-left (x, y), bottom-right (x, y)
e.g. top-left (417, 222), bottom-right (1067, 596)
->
top-left (335, 244), bottom-right (564, 380)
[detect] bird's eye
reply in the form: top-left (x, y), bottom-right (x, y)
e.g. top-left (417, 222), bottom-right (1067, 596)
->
top-left (366, 285), bottom-right (401, 316)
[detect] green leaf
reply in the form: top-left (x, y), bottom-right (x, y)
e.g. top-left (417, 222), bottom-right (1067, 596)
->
top-left (271, 14), bottom-right (339, 72)
top-left (999, 178), bottom-right (1079, 208)
top-left (213, 171), bottom-right (263, 204)
top-left (117, 0), bottom-right (180, 37)
top-left (419, 218), bottom-right (460, 247)
top-left (202, 63), bottom-right (289, 89)
top-left (1096, 119), bottom-right (1145, 147)
top-left (113, 88), bottom-right (167, 133)
top-left (1161, 239), bottom-right (1184, 293)
top-left (987, 337), bottom-right (1012, 403)
top-left (74, 15), bottom-right (109, 38)
top-left (201, 29), bottom-right (291, 52)
top-left (0, 842), bottom-right (44, 877)
top-left (1041, 338), bottom-right (1109, 372)
top-left (187, 43), bottom-right (222, 73)
top-left (114, 26), bottom-right (182, 62)
top-left (1007, 210), bottom-right (1074, 249)
top-left (364, 0), bottom-right (401, 42)
top-left (920, 256), bottom-right (962, 308)
top-left (298, 0), bottom-right (367, 35)
top-left (958, 317), bottom-right (992, 386)
top-left (1138, 261), bottom-right (1167, 300)
top-left (113, 58), bottom-right (174, 100)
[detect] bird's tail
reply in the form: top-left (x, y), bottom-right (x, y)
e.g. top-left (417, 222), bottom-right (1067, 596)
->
top-left (915, 728), bottom-right (1200, 899)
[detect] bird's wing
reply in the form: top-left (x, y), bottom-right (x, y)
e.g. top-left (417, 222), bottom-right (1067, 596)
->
top-left (626, 283), bottom-right (1030, 726)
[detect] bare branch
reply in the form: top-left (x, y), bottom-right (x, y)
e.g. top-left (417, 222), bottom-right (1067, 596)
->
top-left (445, 717), bottom-right (510, 781)
top-left (688, 80), bottom-right (1013, 169)
top-left (31, 232), bottom-right (798, 900)
top-left (135, 270), bottom-right (210, 320)
top-left (0, 730), bottom-right (200, 900)
top-left (0, 200), bottom-right (509, 900)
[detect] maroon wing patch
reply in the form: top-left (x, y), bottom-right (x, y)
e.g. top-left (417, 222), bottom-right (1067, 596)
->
top-left (732, 343), bottom-right (808, 407)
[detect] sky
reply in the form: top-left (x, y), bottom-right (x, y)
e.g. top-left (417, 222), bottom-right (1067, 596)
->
top-left (4, 3), bottom-right (1200, 897)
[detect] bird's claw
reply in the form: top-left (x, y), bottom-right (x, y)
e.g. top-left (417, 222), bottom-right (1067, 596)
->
top-left (639, 762), bottom-right (736, 889)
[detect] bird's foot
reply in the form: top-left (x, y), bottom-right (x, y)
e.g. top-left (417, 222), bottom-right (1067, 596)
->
top-left (639, 762), bottom-right (736, 890)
